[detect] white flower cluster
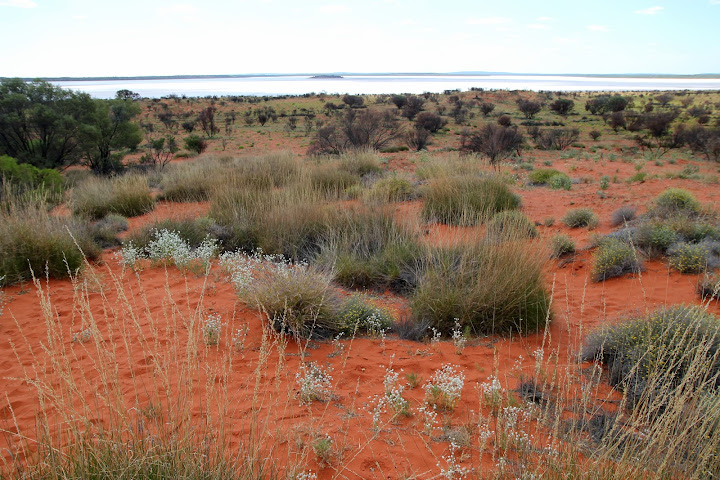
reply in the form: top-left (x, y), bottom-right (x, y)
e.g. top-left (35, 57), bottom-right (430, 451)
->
top-left (439, 442), bottom-right (469, 480)
top-left (296, 362), bottom-right (333, 404)
top-left (364, 313), bottom-right (387, 338)
top-left (430, 327), bottom-right (442, 344)
top-left (383, 367), bottom-right (409, 416)
top-left (418, 405), bottom-right (438, 435)
top-left (231, 325), bottom-right (249, 352)
top-left (202, 313), bottom-right (223, 346)
top-left (425, 364), bottom-right (465, 411)
top-left (116, 229), bottom-right (218, 270)
top-left (219, 249), bottom-right (300, 293)
top-left (294, 472), bottom-right (317, 480)
top-left (451, 318), bottom-right (466, 354)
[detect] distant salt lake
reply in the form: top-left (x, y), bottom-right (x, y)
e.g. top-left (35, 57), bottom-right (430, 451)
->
top-left (53, 75), bottom-right (720, 99)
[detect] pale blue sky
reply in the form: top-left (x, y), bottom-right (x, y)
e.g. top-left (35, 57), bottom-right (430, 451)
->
top-left (1, 0), bottom-right (718, 77)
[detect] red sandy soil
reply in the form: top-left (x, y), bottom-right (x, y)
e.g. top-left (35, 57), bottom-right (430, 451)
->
top-left (2, 163), bottom-right (720, 478)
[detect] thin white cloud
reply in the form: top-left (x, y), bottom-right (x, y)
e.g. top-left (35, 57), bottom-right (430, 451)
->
top-left (635, 6), bottom-right (664, 14)
top-left (318, 4), bottom-right (350, 14)
top-left (710, 0), bottom-right (720, 4)
top-left (0, 0), bottom-right (37, 7)
top-left (529, 23), bottom-right (549, 30)
top-left (586, 25), bottom-right (609, 32)
top-left (466, 16), bottom-right (512, 25)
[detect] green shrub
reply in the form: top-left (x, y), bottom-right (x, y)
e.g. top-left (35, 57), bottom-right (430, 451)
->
top-left (367, 176), bottom-right (414, 203)
top-left (528, 168), bottom-right (562, 185)
top-left (127, 217), bottom-right (218, 250)
top-left (669, 242), bottom-right (717, 274)
top-left (0, 186), bottom-right (100, 285)
top-left (548, 173), bottom-right (572, 190)
top-left (486, 210), bottom-right (538, 241)
top-left (0, 154), bottom-right (64, 198)
top-left (338, 295), bottom-right (394, 336)
top-left (634, 221), bottom-right (678, 256)
top-left (655, 188), bottom-right (701, 215)
top-left (583, 306), bottom-right (720, 404)
top-left (550, 234), bottom-right (576, 258)
top-left (563, 208), bottom-right (599, 228)
top-left (244, 262), bottom-right (343, 339)
top-left (421, 175), bottom-right (520, 226)
top-left (72, 174), bottom-right (154, 219)
top-left (184, 134), bottom-right (207, 154)
top-left (592, 238), bottom-right (643, 281)
top-left (90, 214), bottom-right (128, 248)
top-left (411, 239), bottom-right (550, 335)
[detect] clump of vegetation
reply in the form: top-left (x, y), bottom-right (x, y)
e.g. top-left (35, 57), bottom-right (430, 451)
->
top-left (411, 239), bottom-right (550, 335)
top-left (89, 214), bottom-right (128, 247)
top-left (548, 172), bottom-right (572, 190)
top-left (653, 188), bottom-right (701, 216)
top-left (610, 205), bottom-right (638, 226)
top-left (421, 175), bottom-right (520, 226)
top-left (0, 155), bottom-right (64, 199)
top-left (563, 208), bottom-right (599, 229)
top-left (592, 237), bottom-right (643, 281)
top-left (668, 242), bottom-right (718, 273)
top-left (367, 176), bottom-right (414, 203)
top-left (699, 274), bottom-right (720, 301)
top-left (550, 234), bottom-right (576, 258)
top-left (338, 294), bottom-right (394, 336)
top-left (583, 306), bottom-right (720, 403)
top-left (1, 185), bottom-right (100, 285)
top-left (486, 210), bottom-right (538, 241)
top-left (72, 174), bottom-right (154, 219)
top-left (528, 168), bottom-right (562, 185)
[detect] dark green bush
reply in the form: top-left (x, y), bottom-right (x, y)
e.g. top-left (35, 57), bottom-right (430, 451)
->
top-left (528, 168), bottom-right (562, 185)
top-left (563, 208), bottom-right (598, 228)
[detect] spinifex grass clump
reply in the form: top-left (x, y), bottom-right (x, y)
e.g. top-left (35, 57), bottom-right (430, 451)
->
top-left (653, 187), bottom-right (701, 215)
top-left (0, 184), bottom-right (100, 285)
top-left (549, 234), bottom-right (576, 258)
top-left (527, 168), bottom-right (562, 185)
top-left (421, 175), bottom-right (520, 226)
top-left (485, 210), bottom-right (538, 241)
top-left (411, 237), bottom-right (550, 335)
top-left (314, 208), bottom-right (422, 292)
top-left (72, 173), bottom-right (155, 219)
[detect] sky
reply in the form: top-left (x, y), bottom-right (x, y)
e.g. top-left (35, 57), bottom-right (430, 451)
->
top-left (1, 0), bottom-right (719, 77)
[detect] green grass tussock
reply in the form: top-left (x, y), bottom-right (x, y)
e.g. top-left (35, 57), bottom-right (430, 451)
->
top-left (592, 237), bottom-right (644, 281)
top-left (72, 173), bottom-right (154, 219)
top-left (421, 175), bottom-right (521, 226)
top-left (563, 208), bottom-right (599, 229)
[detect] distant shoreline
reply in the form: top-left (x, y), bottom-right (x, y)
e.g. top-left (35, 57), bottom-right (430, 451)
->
top-left (5, 72), bottom-right (720, 82)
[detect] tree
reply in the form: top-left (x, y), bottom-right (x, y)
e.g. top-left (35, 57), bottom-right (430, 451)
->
top-left (0, 78), bottom-right (94, 169)
top-left (307, 108), bottom-right (401, 155)
top-left (198, 106), bottom-right (219, 136)
top-left (634, 111), bottom-right (680, 158)
top-left (406, 126), bottom-right (431, 151)
top-left (414, 112), bottom-right (447, 133)
top-left (585, 95), bottom-right (628, 115)
top-left (401, 95), bottom-right (425, 120)
top-left (79, 98), bottom-right (142, 175)
top-left (480, 102), bottom-right (495, 116)
top-left (535, 128), bottom-right (579, 150)
top-left (461, 123), bottom-right (524, 169)
top-left (516, 99), bottom-right (542, 119)
top-left (549, 99), bottom-right (574, 115)
top-left (683, 126), bottom-right (720, 162)
top-left (142, 135), bottom-right (178, 170)
top-left (391, 95), bottom-right (407, 109)
top-left (116, 89), bottom-right (141, 101)
top-left (342, 95), bottom-right (364, 108)
top-left (184, 134), bottom-right (207, 155)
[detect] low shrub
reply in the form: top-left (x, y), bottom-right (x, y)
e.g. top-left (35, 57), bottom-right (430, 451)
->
top-left (654, 188), bottom-right (701, 215)
top-left (583, 305), bottom-right (720, 404)
top-left (72, 174), bottom-right (154, 219)
top-left (592, 238), bottom-right (643, 281)
top-left (338, 294), bottom-right (394, 336)
top-left (563, 208), bottom-right (598, 229)
top-left (699, 274), bottom-right (720, 301)
top-left (126, 217), bottom-right (219, 250)
top-left (528, 168), bottom-right (562, 185)
top-left (548, 173), bottom-right (572, 190)
top-left (550, 234), bottom-right (576, 258)
top-left (668, 242), bottom-right (718, 274)
top-left (610, 205), bottom-right (637, 226)
top-left (0, 155), bottom-right (64, 200)
top-left (634, 221), bottom-right (678, 256)
top-left (421, 175), bottom-right (520, 226)
top-left (486, 210), bottom-right (538, 241)
top-left (90, 214), bottom-right (128, 248)
top-left (243, 260), bottom-right (343, 339)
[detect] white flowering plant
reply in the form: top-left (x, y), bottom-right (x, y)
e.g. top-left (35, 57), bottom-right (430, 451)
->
top-left (425, 364), bottom-right (465, 411)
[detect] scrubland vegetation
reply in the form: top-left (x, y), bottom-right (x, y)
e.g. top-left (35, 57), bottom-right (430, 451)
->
top-left (2, 83), bottom-right (720, 478)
